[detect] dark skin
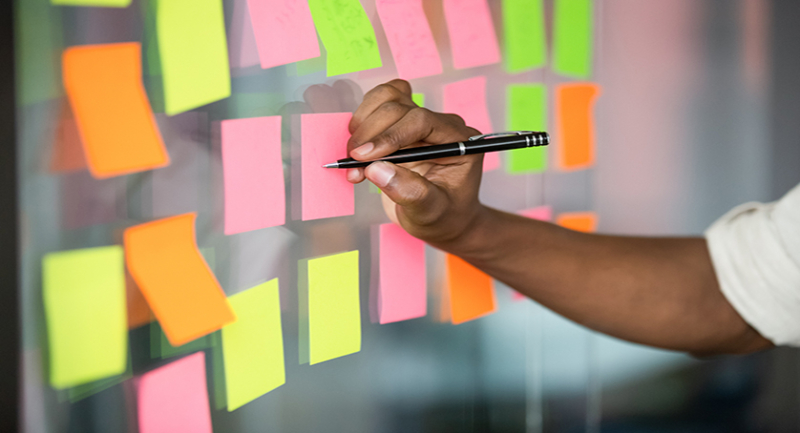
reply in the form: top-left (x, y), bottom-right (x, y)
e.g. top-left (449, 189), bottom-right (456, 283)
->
top-left (343, 79), bottom-right (773, 356)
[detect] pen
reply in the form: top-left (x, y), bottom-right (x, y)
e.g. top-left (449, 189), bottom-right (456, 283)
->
top-left (322, 131), bottom-right (550, 169)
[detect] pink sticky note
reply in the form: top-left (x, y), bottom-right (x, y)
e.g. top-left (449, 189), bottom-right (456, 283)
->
top-left (376, 0), bottom-right (442, 80)
top-left (442, 0), bottom-right (501, 70)
top-left (512, 205), bottom-right (552, 301)
top-left (229, 0), bottom-right (261, 69)
top-left (248, 0), bottom-right (321, 69)
top-left (378, 223), bottom-right (427, 324)
top-left (443, 76), bottom-right (498, 172)
top-left (301, 113), bottom-right (354, 221)
top-left (138, 352), bottom-right (212, 433)
top-left (222, 116), bottom-right (285, 235)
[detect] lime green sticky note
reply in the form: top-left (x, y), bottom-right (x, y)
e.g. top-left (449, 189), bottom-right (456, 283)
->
top-left (43, 246), bottom-right (127, 389)
top-left (412, 93), bottom-right (425, 107)
top-left (51, 0), bottom-right (131, 6)
top-left (503, 0), bottom-right (546, 73)
top-left (222, 279), bottom-right (285, 411)
top-left (507, 84), bottom-right (547, 173)
top-left (157, 0), bottom-right (231, 115)
top-left (307, 251), bottom-right (361, 364)
top-left (553, 0), bottom-right (593, 78)
top-left (308, 0), bottom-right (382, 76)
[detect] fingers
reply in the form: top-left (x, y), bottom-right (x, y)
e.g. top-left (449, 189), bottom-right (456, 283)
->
top-left (364, 162), bottom-right (448, 226)
top-left (350, 80), bottom-right (414, 133)
top-left (347, 100), bottom-right (411, 156)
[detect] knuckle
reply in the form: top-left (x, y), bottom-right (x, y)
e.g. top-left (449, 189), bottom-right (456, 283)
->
top-left (376, 100), bottom-right (406, 116)
top-left (369, 84), bottom-right (401, 102)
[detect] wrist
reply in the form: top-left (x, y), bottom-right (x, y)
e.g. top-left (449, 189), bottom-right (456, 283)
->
top-left (430, 204), bottom-right (499, 262)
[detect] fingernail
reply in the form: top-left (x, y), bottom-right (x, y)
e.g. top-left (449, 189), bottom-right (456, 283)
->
top-left (351, 142), bottom-right (374, 158)
top-left (367, 162), bottom-right (395, 188)
top-left (346, 168), bottom-right (360, 182)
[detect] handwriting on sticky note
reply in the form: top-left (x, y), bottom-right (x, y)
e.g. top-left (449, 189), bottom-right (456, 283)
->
top-left (301, 113), bottom-right (354, 221)
top-left (308, 0), bottom-right (382, 76)
top-left (158, 0), bottom-right (231, 115)
top-left (125, 213), bottom-right (236, 346)
top-left (553, 0), bottom-right (593, 78)
top-left (376, 0), bottom-right (442, 80)
top-left (557, 83), bottom-right (600, 170)
top-left (62, 43), bottom-right (168, 178)
top-left (378, 224), bottom-right (426, 324)
top-left (138, 352), bottom-right (212, 433)
top-left (557, 212), bottom-right (598, 233)
top-left (443, 0), bottom-right (501, 70)
top-left (507, 84), bottom-right (547, 173)
top-left (222, 116), bottom-right (285, 235)
top-left (228, 0), bottom-right (260, 69)
top-left (503, 0), bottom-right (546, 73)
top-left (443, 76), bottom-right (499, 172)
top-left (446, 254), bottom-right (496, 324)
top-left (248, 0), bottom-right (320, 69)
top-left (43, 246), bottom-right (127, 389)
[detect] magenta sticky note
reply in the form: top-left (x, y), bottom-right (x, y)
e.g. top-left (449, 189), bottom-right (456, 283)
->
top-left (378, 223), bottom-right (427, 324)
top-left (376, 0), bottom-right (442, 80)
top-left (229, 0), bottom-right (261, 69)
top-left (512, 205), bottom-right (552, 301)
top-left (138, 352), bottom-right (212, 433)
top-left (443, 76), bottom-right (498, 172)
top-left (442, 0), bottom-right (501, 70)
top-left (222, 116), bottom-right (286, 234)
top-left (301, 113), bottom-right (355, 221)
top-left (248, 0), bottom-right (320, 69)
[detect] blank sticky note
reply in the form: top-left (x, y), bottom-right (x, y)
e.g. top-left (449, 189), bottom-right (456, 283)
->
top-left (443, 76), bottom-right (499, 172)
top-left (125, 213), bottom-right (236, 346)
top-left (412, 93), bottom-right (425, 107)
top-left (443, 0), bottom-right (501, 70)
top-left (248, 0), bottom-right (320, 69)
top-left (446, 254), bottom-right (496, 324)
top-left (138, 352), bottom-right (212, 433)
top-left (63, 43), bottom-right (169, 179)
top-left (308, 251), bottom-right (361, 364)
top-left (378, 224), bottom-right (426, 324)
top-left (553, 0), bottom-right (593, 78)
top-left (223, 279), bottom-right (285, 411)
top-left (376, 0), bottom-right (442, 80)
top-left (158, 0), bottom-right (231, 115)
top-left (503, 0), bottom-right (546, 73)
top-left (557, 83), bottom-right (600, 170)
top-left (308, 0), bottom-right (382, 76)
top-left (52, 0), bottom-right (130, 6)
top-left (43, 246), bottom-right (127, 389)
top-left (507, 84), bottom-right (547, 173)
top-left (222, 116), bottom-right (285, 235)
top-left (301, 113), bottom-right (354, 221)
top-left (557, 212), bottom-right (598, 233)
top-left (228, 0), bottom-right (260, 69)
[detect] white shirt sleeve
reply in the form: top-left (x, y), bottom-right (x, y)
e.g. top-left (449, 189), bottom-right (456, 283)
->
top-left (705, 183), bottom-right (800, 346)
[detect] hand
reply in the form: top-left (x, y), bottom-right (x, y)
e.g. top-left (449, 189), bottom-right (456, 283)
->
top-left (347, 79), bottom-right (486, 250)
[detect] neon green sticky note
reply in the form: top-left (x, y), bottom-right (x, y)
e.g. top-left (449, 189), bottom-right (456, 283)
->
top-left (503, 0), bottom-right (546, 73)
top-left (308, 0), bottom-right (382, 76)
top-left (43, 246), bottom-right (127, 389)
top-left (157, 0), bottom-right (231, 115)
top-left (222, 279), bottom-right (285, 411)
top-left (308, 251), bottom-right (361, 364)
top-left (507, 84), bottom-right (547, 173)
top-left (412, 93), bottom-right (425, 107)
top-left (51, 0), bottom-right (131, 6)
top-left (553, 0), bottom-right (593, 78)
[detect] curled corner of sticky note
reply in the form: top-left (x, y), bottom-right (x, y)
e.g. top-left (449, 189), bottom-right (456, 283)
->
top-left (556, 82), bottom-right (601, 171)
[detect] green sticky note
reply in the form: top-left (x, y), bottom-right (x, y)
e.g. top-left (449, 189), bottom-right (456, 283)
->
top-left (507, 84), bottom-right (547, 173)
top-left (307, 251), bottom-right (361, 364)
top-left (16, 0), bottom-right (62, 105)
top-left (553, 0), bottom-right (593, 78)
top-left (503, 0), bottom-right (546, 73)
top-left (157, 0), bottom-right (231, 115)
top-left (222, 279), bottom-right (285, 411)
top-left (43, 246), bottom-right (127, 389)
top-left (308, 0), bottom-right (382, 76)
top-left (412, 93), bottom-right (425, 107)
top-left (51, 0), bottom-right (131, 6)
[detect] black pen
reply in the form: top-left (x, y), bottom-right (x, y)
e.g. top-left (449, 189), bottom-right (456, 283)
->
top-left (322, 131), bottom-right (549, 169)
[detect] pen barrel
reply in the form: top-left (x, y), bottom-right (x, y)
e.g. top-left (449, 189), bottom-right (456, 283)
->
top-left (377, 143), bottom-right (463, 164)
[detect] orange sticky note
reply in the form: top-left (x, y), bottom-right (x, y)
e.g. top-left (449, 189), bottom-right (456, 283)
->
top-left (556, 83), bottom-right (600, 170)
top-left (62, 43), bottom-right (168, 179)
top-left (125, 213), bottom-right (236, 346)
top-left (446, 254), bottom-right (496, 324)
top-left (126, 270), bottom-right (153, 330)
top-left (556, 212), bottom-right (598, 233)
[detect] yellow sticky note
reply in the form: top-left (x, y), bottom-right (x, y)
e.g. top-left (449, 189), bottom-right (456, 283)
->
top-left (222, 279), bottom-right (285, 411)
top-left (51, 0), bottom-right (131, 6)
top-left (43, 246), bottom-right (127, 389)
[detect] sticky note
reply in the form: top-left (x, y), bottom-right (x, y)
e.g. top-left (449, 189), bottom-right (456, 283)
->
top-left (446, 254), bottom-right (496, 324)
top-left (248, 0), bottom-right (320, 69)
top-left (228, 0), bottom-right (260, 69)
top-left (557, 83), bottom-right (600, 170)
top-left (138, 352), bottom-right (212, 433)
top-left (377, 224), bottom-right (426, 324)
top-left (222, 279), bottom-right (285, 411)
top-left (52, 0), bottom-right (130, 6)
top-left (63, 43), bottom-right (169, 179)
top-left (43, 246), bottom-right (127, 389)
top-left (49, 100), bottom-right (87, 173)
top-left (301, 113), bottom-right (355, 221)
top-left (376, 0), bottom-right (442, 80)
top-left (158, 0), bottom-right (231, 115)
top-left (125, 213), bottom-right (236, 346)
top-left (507, 84), bottom-right (547, 173)
top-left (222, 116), bottom-right (286, 235)
top-left (443, 76), bottom-right (499, 172)
top-left (502, 0), bottom-right (546, 73)
top-left (18, 0), bottom-right (62, 106)
top-left (442, 0), bottom-right (501, 70)
top-left (557, 212), bottom-right (598, 233)
top-left (553, 0), bottom-right (593, 78)
top-left (307, 251), bottom-right (361, 364)
top-left (412, 93), bottom-right (425, 107)
top-left (126, 270), bottom-right (153, 329)
top-left (308, 0), bottom-right (382, 76)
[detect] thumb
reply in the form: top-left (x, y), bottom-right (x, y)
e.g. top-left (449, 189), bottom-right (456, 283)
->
top-left (364, 162), bottom-right (447, 226)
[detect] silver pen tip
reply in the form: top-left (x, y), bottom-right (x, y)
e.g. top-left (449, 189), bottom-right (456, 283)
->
top-left (322, 162), bottom-right (338, 168)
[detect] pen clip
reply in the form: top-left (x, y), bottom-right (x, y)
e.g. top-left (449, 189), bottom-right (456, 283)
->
top-left (468, 131), bottom-right (535, 141)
